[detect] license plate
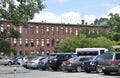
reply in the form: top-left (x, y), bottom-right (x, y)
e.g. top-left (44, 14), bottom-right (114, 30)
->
top-left (102, 67), bottom-right (105, 69)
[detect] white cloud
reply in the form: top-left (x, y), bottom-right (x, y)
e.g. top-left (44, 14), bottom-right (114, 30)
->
top-left (30, 12), bottom-right (66, 23)
top-left (61, 11), bottom-right (81, 24)
top-left (30, 11), bottom-right (96, 24)
top-left (108, 6), bottom-right (120, 14)
top-left (83, 15), bottom-right (96, 24)
top-left (101, 6), bottom-right (120, 19)
top-left (56, 0), bottom-right (68, 3)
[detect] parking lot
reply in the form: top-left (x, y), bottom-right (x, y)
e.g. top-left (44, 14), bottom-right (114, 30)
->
top-left (0, 65), bottom-right (119, 78)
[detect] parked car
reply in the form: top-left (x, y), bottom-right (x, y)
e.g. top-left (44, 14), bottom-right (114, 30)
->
top-left (7, 56), bottom-right (16, 65)
top-left (38, 55), bottom-right (55, 70)
top-left (0, 56), bottom-right (8, 65)
top-left (83, 55), bottom-right (102, 73)
top-left (27, 56), bottom-right (46, 69)
top-left (61, 56), bottom-right (94, 72)
top-left (97, 52), bottom-right (120, 75)
top-left (8, 56), bottom-right (23, 65)
top-left (48, 53), bottom-right (77, 71)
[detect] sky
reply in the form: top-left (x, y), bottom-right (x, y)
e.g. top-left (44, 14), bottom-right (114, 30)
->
top-left (30, 0), bottom-right (120, 24)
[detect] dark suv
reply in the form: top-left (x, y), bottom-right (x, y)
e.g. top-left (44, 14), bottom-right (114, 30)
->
top-left (97, 52), bottom-right (120, 75)
top-left (48, 53), bottom-right (76, 71)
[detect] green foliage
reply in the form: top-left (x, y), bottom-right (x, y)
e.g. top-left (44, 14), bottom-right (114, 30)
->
top-left (10, 28), bottom-right (20, 38)
top-left (0, 29), bottom-right (20, 40)
top-left (108, 13), bottom-right (120, 41)
top-left (108, 13), bottom-right (120, 33)
top-left (0, 0), bottom-right (45, 55)
top-left (58, 34), bottom-right (116, 52)
top-left (0, 39), bottom-right (16, 55)
top-left (0, 0), bottom-right (45, 27)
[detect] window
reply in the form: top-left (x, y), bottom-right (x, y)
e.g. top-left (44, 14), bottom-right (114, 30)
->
top-left (101, 53), bottom-right (113, 60)
top-left (41, 26), bottom-right (44, 34)
top-left (20, 38), bottom-right (22, 47)
top-left (46, 27), bottom-right (50, 34)
top-left (56, 39), bottom-right (59, 44)
top-left (7, 25), bottom-right (10, 30)
top-left (36, 26), bottom-right (39, 34)
top-left (70, 27), bottom-right (73, 34)
top-left (7, 25), bottom-right (10, 33)
top-left (36, 39), bottom-right (39, 47)
top-left (13, 38), bottom-right (17, 47)
top-left (56, 27), bottom-right (59, 35)
top-left (31, 39), bottom-right (34, 47)
top-left (41, 39), bottom-right (44, 47)
top-left (52, 27), bottom-right (54, 34)
top-left (61, 27), bottom-right (64, 35)
top-left (30, 26), bottom-right (34, 34)
top-left (66, 27), bottom-right (68, 34)
top-left (46, 39), bottom-right (50, 47)
top-left (0, 24), bottom-right (4, 32)
top-left (115, 53), bottom-right (120, 60)
top-left (25, 39), bottom-right (28, 47)
top-left (13, 25), bottom-right (16, 30)
top-left (19, 26), bottom-right (22, 34)
top-left (76, 28), bottom-right (78, 36)
top-left (25, 28), bottom-right (28, 34)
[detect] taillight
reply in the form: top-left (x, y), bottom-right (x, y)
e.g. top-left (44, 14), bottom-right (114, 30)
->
top-left (30, 62), bottom-right (35, 64)
top-left (41, 61), bottom-right (46, 64)
top-left (67, 61), bottom-right (72, 64)
top-left (111, 60), bottom-right (115, 65)
top-left (54, 58), bottom-right (57, 62)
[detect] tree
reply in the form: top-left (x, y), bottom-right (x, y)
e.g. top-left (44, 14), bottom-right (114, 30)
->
top-left (108, 13), bottom-right (120, 33)
top-left (58, 34), bottom-right (116, 52)
top-left (0, 39), bottom-right (16, 55)
top-left (0, 29), bottom-right (20, 40)
top-left (0, 0), bottom-right (45, 26)
top-left (0, 0), bottom-right (45, 55)
top-left (108, 13), bottom-right (120, 41)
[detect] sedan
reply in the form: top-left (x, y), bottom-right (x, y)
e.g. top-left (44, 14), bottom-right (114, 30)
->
top-left (27, 56), bottom-right (46, 69)
top-left (61, 56), bottom-right (94, 72)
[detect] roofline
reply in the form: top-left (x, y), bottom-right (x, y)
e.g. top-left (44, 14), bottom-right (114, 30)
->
top-left (0, 20), bottom-right (109, 27)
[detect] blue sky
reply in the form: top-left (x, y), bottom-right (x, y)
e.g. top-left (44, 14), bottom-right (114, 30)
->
top-left (31, 0), bottom-right (120, 24)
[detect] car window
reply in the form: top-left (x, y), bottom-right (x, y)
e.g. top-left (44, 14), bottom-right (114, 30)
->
top-left (57, 55), bottom-right (66, 60)
top-left (0, 56), bottom-right (4, 59)
top-left (115, 53), bottom-right (120, 60)
top-left (101, 53), bottom-right (113, 60)
top-left (79, 57), bottom-right (90, 61)
top-left (68, 56), bottom-right (77, 61)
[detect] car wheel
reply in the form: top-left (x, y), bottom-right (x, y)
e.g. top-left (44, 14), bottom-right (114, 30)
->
top-left (96, 66), bottom-right (102, 73)
top-left (118, 67), bottom-right (120, 75)
top-left (85, 69), bottom-right (91, 73)
top-left (103, 70), bottom-right (110, 75)
top-left (51, 67), bottom-right (58, 71)
top-left (67, 70), bottom-right (72, 72)
top-left (41, 68), bottom-right (46, 70)
top-left (8, 62), bottom-right (12, 65)
top-left (76, 66), bottom-right (82, 72)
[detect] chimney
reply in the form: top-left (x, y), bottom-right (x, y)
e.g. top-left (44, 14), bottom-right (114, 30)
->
top-left (81, 19), bottom-right (84, 25)
top-left (94, 19), bottom-right (98, 25)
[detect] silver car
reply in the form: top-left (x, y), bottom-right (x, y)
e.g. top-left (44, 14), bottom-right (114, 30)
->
top-left (27, 56), bottom-right (46, 69)
top-left (0, 56), bottom-right (8, 65)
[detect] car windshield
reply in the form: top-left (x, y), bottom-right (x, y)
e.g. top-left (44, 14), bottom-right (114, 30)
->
top-left (32, 56), bottom-right (40, 60)
top-left (92, 55), bottom-right (100, 61)
top-left (68, 56), bottom-right (77, 61)
top-left (42, 56), bottom-right (55, 61)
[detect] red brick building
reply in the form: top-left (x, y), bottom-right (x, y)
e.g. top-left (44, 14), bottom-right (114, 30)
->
top-left (0, 19), bottom-right (109, 55)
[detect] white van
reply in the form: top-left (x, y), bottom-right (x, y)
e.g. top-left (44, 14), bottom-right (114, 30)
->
top-left (76, 48), bottom-right (108, 56)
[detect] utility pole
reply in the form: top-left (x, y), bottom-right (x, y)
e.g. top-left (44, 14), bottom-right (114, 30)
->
top-left (21, 26), bottom-right (24, 56)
